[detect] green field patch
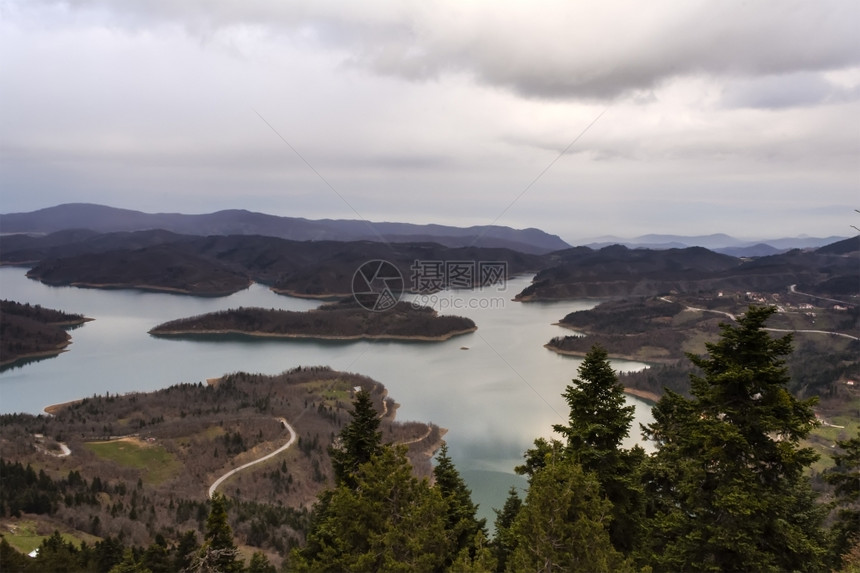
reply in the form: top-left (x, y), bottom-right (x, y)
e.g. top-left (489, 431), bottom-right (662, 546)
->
top-left (322, 386), bottom-right (351, 403)
top-left (813, 423), bottom-right (857, 444)
top-left (1, 519), bottom-right (99, 555)
top-left (808, 442), bottom-right (836, 474)
top-left (84, 439), bottom-right (179, 484)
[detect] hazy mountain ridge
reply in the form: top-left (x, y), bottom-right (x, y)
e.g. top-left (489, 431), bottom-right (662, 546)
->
top-left (581, 232), bottom-right (850, 254)
top-left (2, 218), bottom-right (855, 300)
top-left (0, 203), bottom-right (570, 255)
top-left (515, 238), bottom-right (859, 300)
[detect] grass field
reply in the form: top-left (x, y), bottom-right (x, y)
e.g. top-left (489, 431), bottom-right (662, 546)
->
top-left (322, 385), bottom-right (351, 403)
top-left (807, 399), bottom-right (859, 473)
top-left (84, 439), bottom-right (180, 484)
top-left (1, 519), bottom-right (99, 555)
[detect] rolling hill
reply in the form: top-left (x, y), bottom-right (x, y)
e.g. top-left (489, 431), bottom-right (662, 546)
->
top-left (0, 203), bottom-right (570, 255)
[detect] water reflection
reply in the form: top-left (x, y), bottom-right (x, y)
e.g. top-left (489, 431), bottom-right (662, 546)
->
top-left (0, 267), bottom-right (654, 523)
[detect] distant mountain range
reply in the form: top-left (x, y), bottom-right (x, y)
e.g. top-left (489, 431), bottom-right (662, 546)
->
top-left (580, 233), bottom-right (850, 256)
top-left (3, 204), bottom-right (849, 257)
top-left (0, 203), bottom-right (570, 255)
top-left (515, 237), bottom-right (859, 301)
top-left (2, 224), bottom-right (856, 299)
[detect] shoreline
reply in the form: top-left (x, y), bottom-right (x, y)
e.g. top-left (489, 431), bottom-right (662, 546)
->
top-left (149, 326), bottom-right (478, 342)
top-left (543, 343), bottom-right (675, 365)
top-left (56, 317), bottom-right (95, 327)
top-left (551, 321), bottom-right (588, 333)
top-left (0, 316), bottom-right (92, 368)
top-left (541, 343), bottom-right (664, 404)
top-left (515, 294), bottom-right (608, 303)
top-left (29, 280), bottom-right (250, 297)
top-left (1, 343), bottom-right (71, 369)
top-left (44, 398), bottom-right (85, 415)
top-left (270, 288), bottom-right (350, 300)
top-left (623, 387), bottom-right (661, 404)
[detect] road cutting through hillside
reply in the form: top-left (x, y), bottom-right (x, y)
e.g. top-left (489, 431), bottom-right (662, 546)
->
top-left (208, 417), bottom-right (296, 498)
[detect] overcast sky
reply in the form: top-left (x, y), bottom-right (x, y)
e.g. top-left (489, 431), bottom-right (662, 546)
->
top-left (2, 1), bottom-right (858, 242)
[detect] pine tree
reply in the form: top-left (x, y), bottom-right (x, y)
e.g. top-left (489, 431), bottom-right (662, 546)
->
top-left (187, 493), bottom-right (242, 573)
top-left (0, 537), bottom-right (32, 572)
top-left (515, 437), bottom-right (559, 479)
top-left (433, 442), bottom-right (488, 566)
top-left (508, 450), bottom-right (633, 572)
top-left (172, 531), bottom-right (199, 572)
top-left (141, 535), bottom-right (170, 573)
top-left (247, 551), bottom-right (277, 573)
top-left (492, 486), bottom-right (523, 572)
top-left (108, 549), bottom-right (152, 573)
top-left (517, 345), bottom-right (645, 553)
top-left (553, 344), bottom-right (634, 458)
top-left (450, 530), bottom-right (497, 572)
top-left (330, 389), bottom-right (383, 488)
top-left (290, 446), bottom-right (450, 571)
top-left (31, 531), bottom-right (82, 573)
top-left (553, 344), bottom-right (645, 552)
top-left (642, 306), bottom-right (829, 572)
top-left (824, 432), bottom-right (860, 564)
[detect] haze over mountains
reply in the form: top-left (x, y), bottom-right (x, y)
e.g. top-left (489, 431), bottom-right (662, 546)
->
top-left (0, 204), bottom-right (848, 255)
top-left (0, 204), bottom-right (569, 255)
top-left (2, 203), bottom-right (856, 301)
top-left (581, 233), bottom-right (850, 256)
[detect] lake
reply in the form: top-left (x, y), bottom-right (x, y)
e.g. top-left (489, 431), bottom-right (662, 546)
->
top-left (0, 266), bottom-right (653, 525)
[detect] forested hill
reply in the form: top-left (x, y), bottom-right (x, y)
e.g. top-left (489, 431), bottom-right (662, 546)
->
top-left (3, 232), bottom-right (544, 297)
top-left (515, 238), bottom-right (859, 300)
top-left (0, 367), bottom-right (444, 568)
top-left (149, 302), bottom-right (476, 341)
top-left (0, 300), bottom-right (88, 367)
top-left (0, 203), bottom-right (570, 254)
top-left (2, 229), bottom-right (856, 299)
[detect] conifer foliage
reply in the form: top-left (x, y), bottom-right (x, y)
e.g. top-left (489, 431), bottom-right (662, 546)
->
top-left (513, 345), bottom-right (643, 570)
top-left (509, 448), bottom-right (633, 572)
top-left (824, 432), bottom-right (860, 563)
top-left (291, 446), bottom-right (450, 571)
top-left (290, 389), bottom-right (489, 571)
top-left (329, 388), bottom-right (383, 489)
top-left (187, 492), bottom-right (243, 573)
top-left (642, 306), bottom-right (829, 571)
top-left (5, 306), bottom-right (851, 572)
top-left (553, 344), bottom-right (646, 552)
top-left (433, 442), bottom-right (488, 567)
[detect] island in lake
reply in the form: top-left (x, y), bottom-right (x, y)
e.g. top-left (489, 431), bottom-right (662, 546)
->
top-left (0, 299), bottom-right (90, 367)
top-left (149, 300), bottom-right (477, 341)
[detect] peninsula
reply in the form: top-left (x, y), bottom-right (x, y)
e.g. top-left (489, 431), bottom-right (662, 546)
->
top-left (0, 366), bottom-right (444, 562)
top-left (0, 300), bottom-right (90, 367)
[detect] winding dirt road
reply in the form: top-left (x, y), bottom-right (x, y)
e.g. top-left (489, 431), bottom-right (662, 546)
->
top-left (660, 296), bottom-right (858, 340)
top-left (763, 327), bottom-right (859, 341)
top-left (208, 417), bottom-right (296, 498)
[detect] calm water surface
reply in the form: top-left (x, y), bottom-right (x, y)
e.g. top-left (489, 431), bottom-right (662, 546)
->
top-left (0, 267), bottom-right (653, 523)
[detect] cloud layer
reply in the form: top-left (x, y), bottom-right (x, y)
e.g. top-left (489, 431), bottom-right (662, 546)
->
top-left (2, 0), bottom-right (858, 239)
